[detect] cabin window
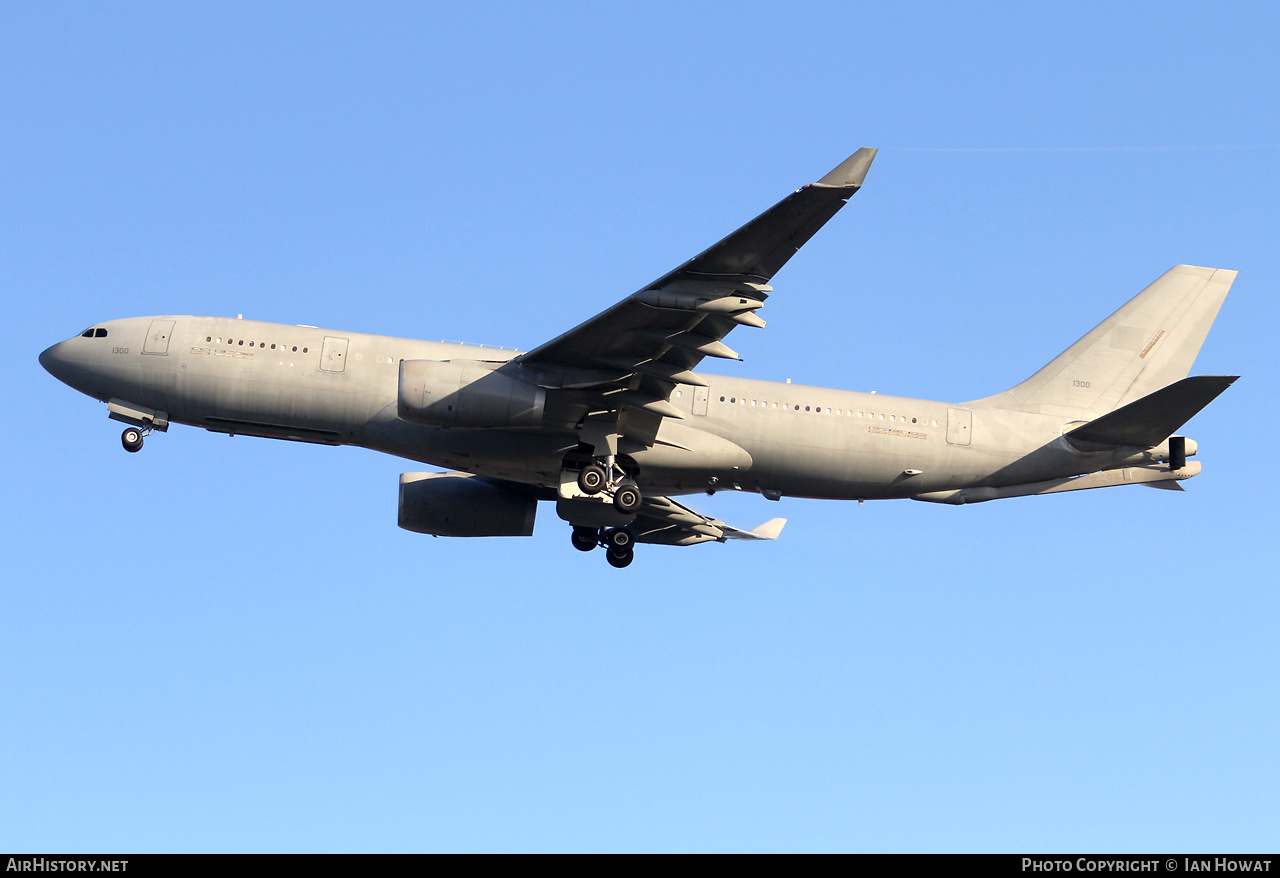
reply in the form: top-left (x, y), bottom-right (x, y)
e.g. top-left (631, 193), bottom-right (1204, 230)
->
top-left (292, 346), bottom-right (298, 352)
top-left (303, 347), bottom-right (308, 353)
top-left (719, 396), bottom-right (725, 402)
top-left (238, 340), bottom-right (244, 345)
top-left (730, 397), bottom-right (735, 403)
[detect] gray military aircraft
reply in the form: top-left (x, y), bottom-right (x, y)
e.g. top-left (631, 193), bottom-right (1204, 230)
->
top-left (40, 147), bottom-right (1237, 568)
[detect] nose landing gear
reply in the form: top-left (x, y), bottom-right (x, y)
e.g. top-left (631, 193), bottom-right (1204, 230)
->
top-left (108, 401), bottom-right (168, 453)
top-left (121, 427), bottom-right (145, 453)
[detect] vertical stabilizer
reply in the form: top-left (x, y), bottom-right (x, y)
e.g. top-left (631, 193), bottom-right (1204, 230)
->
top-left (969, 265), bottom-right (1235, 418)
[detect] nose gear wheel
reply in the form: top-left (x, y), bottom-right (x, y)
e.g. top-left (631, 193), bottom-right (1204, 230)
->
top-left (121, 427), bottom-right (145, 453)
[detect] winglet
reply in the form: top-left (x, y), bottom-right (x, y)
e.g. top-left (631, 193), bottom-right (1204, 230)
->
top-left (747, 517), bottom-right (787, 540)
top-left (720, 516), bottom-right (787, 541)
top-left (815, 147), bottom-right (878, 189)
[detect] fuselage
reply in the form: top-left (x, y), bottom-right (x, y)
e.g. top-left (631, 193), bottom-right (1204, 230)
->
top-left (39, 315), bottom-right (1145, 502)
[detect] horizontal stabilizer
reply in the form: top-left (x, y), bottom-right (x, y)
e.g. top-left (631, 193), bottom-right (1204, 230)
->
top-left (1142, 480), bottom-right (1185, 492)
top-left (1067, 375), bottom-right (1237, 447)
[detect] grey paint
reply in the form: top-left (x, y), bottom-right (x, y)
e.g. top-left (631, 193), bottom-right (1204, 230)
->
top-left (38, 149), bottom-right (1238, 556)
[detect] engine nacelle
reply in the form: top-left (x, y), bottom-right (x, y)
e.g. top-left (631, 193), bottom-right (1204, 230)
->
top-left (398, 472), bottom-right (537, 537)
top-left (398, 359), bottom-right (545, 429)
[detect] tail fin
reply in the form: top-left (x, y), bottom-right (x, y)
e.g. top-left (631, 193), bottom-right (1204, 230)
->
top-left (970, 265), bottom-right (1235, 418)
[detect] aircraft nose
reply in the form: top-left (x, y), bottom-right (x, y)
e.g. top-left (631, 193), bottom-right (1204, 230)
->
top-left (40, 342), bottom-right (59, 373)
top-left (39, 340), bottom-right (75, 384)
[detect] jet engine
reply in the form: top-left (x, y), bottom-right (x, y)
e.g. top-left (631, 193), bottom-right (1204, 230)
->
top-left (398, 472), bottom-right (537, 537)
top-left (398, 360), bottom-right (544, 429)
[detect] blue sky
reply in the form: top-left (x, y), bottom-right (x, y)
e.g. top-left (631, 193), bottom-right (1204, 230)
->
top-left (3, 1), bottom-right (1277, 852)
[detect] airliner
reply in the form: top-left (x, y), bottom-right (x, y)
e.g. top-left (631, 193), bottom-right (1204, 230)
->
top-left (40, 148), bottom-right (1236, 568)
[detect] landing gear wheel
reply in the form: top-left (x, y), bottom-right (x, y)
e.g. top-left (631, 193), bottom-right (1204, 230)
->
top-left (578, 463), bottom-right (607, 495)
top-left (571, 526), bottom-right (599, 553)
top-left (612, 482), bottom-right (642, 514)
top-left (603, 527), bottom-right (633, 551)
top-left (121, 427), bottom-right (144, 453)
top-left (606, 546), bottom-right (634, 569)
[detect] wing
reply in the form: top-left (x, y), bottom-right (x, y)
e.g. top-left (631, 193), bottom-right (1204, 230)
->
top-left (502, 148), bottom-right (878, 444)
top-left (630, 494), bottom-right (787, 546)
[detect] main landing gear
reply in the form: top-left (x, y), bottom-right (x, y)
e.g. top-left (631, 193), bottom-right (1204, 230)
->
top-left (575, 459), bottom-right (643, 514)
top-left (571, 525), bottom-right (636, 568)
top-left (121, 426), bottom-right (146, 453)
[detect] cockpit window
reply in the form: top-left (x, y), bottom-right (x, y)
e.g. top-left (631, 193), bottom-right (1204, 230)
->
top-left (95, 328), bottom-right (108, 338)
top-left (81, 329), bottom-right (94, 338)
